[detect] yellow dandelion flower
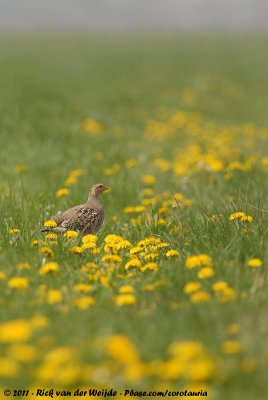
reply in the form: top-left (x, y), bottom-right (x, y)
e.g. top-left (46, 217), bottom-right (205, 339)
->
top-left (81, 262), bottom-right (97, 272)
top-left (148, 279), bottom-right (166, 291)
top-left (30, 314), bottom-right (50, 329)
top-left (124, 206), bottom-right (146, 214)
top-left (241, 215), bottom-right (253, 222)
top-left (105, 335), bottom-right (139, 365)
top-left (247, 258), bottom-right (262, 268)
top-left (143, 188), bottom-right (153, 196)
top-left (39, 262), bottom-right (59, 276)
top-left (160, 359), bottom-right (185, 380)
top-left (104, 234), bottom-right (124, 243)
top-left (198, 254), bottom-right (212, 265)
top-left (103, 242), bottom-right (118, 253)
top-left (69, 246), bottom-right (83, 254)
top-left (162, 199), bottom-right (175, 207)
top-left (39, 247), bottom-right (54, 258)
top-left (81, 242), bottom-right (97, 251)
top-left (73, 284), bottom-right (93, 293)
top-left (45, 232), bottom-right (58, 241)
top-left (64, 176), bottom-right (77, 186)
top-left (144, 283), bottom-right (156, 291)
top-left (183, 199), bottom-right (193, 207)
top-left (136, 206), bottom-right (147, 213)
top-left (0, 319), bottom-right (32, 342)
top-left (170, 192), bottom-right (183, 203)
top-left (74, 296), bottom-right (95, 309)
top-left (229, 211), bottom-right (245, 220)
top-left (69, 168), bottom-right (85, 178)
top-left (92, 247), bottom-right (100, 255)
top-left (218, 287), bottom-right (236, 303)
top-left (142, 198), bottom-right (155, 206)
top-left (227, 324), bottom-right (240, 335)
top-left (184, 281), bottom-right (201, 295)
top-left (141, 262), bottom-right (158, 272)
top-left (210, 214), bottom-right (223, 222)
top-left (158, 242), bottom-right (169, 249)
top-left (187, 356), bottom-right (214, 382)
top-left (82, 234), bottom-right (98, 243)
top-left (212, 281), bottom-right (228, 292)
top-left (124, 361), bottom-right (145, 382)
top-left (56, 188), bottom-right (69, 197)
top-left (102, 255), bottom-right (122, 263)
top-left (80, 118), bottom-right (102, 135)
top-left (169, 340), bottom-right (204, 358)
top-left (0, 271), bottom-right (7, 280)
top-left (221, 340), bottom-right (242, 354)
top-left (157, 218), bottom-right (167, 225)
top-left (103, 242), bottom-right (117, 253)
top-left (132, 216), bottom-right (142, 226)
top-left (186, 254), bottom-right (212, 268)
top-left (125, 159), bottom-right (137, 168)
top-left (143, 252), bottom-right (158, 261)
top-left (138, 237), bottom-right (162, 247)
top-left (261, 157), bottom-right (268, 167)
top-left (197, 267), bottom-right (214, 279)
top-left (103, 164), bottom-right (120, 176)
top-left (47, 289), bottom-right (63, 304)
top-left (32, 239), bottom-right (41, 246)
top-left (0, 358), bottom-right (19, 377)
top-left (142, 175), bottom-right (156, 185)
top-left (17, 262), bottom-right (31, 270)
top-left (114, 293), bottom-right (137, 306)
top-left (8, 277), bottom-right (29, 290)
top-left (99, 276), bottom-right (109, 287)
top-left (43, 219), bottom-right (57, 228)
top-left (129, 246), bottom-right (143, 255)
top-left (154, 158), bottom-right (171, 172)
top-left (125, 258), bottom-right (142, 269)
top-left (190, 291), bottom-right (211, 303)
top-left (186, 255), bottom-right (201, 269)
top-left (36, 284), bottom-right (47, 301)
top-left (118, 285), bottom-right (134, 294)
top-left (8, 344), bottom-right (36, 363)
top-left (166, 249), bottom-right (180, 257)
top-left (158, 207), bottom-right (169, 215)
top-left (9, 227), bottom-right (20, 234)
top-left (115, 240), bottom-right (132, 250)
top-left (64, 230), bottom-right (79, 239)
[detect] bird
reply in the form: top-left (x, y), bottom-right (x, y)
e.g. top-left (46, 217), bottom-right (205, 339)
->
top-left (42, 183), bottom-right (109, 235)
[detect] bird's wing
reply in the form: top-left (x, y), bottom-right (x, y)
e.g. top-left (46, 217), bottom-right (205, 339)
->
top-left (51, 204), bottom-right (85, 226)
top-left (56, 206), bottom-right (102, 233)
top-left (75, 207), bottom-right (102, 233)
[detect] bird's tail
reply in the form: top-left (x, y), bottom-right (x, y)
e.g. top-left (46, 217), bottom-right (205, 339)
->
top-left (41, 227), bottom-right (50, 232)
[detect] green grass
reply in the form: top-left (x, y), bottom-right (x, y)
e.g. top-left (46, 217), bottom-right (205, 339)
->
top-left (0, 33), bottom-right (268, 400)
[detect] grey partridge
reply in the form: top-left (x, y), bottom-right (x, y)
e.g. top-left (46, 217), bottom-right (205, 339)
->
top-left (42, 183), bottom-right (109, 235)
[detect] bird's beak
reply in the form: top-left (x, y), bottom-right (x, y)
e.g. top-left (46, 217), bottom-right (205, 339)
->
top-left (104, 186), bottom-right (110, 192)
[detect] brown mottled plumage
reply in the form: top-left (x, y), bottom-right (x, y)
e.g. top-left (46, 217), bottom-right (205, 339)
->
top-left (42, 183), bottom-right (109, 235)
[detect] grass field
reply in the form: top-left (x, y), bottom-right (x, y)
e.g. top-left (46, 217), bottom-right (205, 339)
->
top-left (0, 34), bottom-right (268, 400)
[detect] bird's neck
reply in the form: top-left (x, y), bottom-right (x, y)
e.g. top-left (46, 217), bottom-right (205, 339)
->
top-left (87, 193), bottom-right (102, 208)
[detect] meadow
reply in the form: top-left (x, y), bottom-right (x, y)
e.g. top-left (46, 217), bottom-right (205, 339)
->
top-left (0, 34), bottom-right (268, 399)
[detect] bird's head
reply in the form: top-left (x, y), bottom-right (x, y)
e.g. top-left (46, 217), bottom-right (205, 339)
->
top-left (90, 183), bottom-right (109, 197)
